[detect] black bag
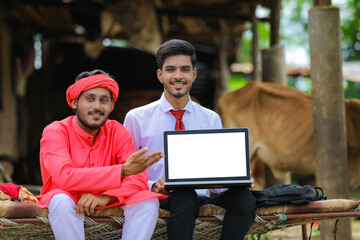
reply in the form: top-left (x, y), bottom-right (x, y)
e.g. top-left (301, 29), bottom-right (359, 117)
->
top-left (251, 184), bottom-right (327, 207)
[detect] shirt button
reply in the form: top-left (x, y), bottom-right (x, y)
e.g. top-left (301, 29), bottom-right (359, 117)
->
top-left (92, 163), bottom-right (94, 166)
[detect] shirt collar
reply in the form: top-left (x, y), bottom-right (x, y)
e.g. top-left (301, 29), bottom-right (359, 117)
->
top-left (159, 93), bottom-right (194, 113)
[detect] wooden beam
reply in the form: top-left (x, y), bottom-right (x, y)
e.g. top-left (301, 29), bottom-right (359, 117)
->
top-left (157, 8), bottom-right (270, 22)
top-left (11, 1), bottom-right (104, 14)
top-left (163, 28), bottom-right (248, 42)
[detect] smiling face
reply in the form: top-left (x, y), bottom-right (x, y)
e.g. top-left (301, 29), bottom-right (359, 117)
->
top-left (71, 87), bottom-right (114, 136)
top-left (157, 54), bottom-right (197, 105)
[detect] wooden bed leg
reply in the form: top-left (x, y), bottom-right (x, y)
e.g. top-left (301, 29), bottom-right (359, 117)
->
top-left (301, 224), bottom-right (308, 240)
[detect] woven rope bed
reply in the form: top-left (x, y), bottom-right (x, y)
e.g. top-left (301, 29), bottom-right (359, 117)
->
top-left (0, 199), bottom-right (359, 239)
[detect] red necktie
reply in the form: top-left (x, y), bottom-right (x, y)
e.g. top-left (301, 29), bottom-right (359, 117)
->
top-left (170, 110), bottom-right (185, 130)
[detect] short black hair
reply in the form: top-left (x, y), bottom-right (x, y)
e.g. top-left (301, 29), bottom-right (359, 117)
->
top-left (156, 39), bottom-right (196, 70)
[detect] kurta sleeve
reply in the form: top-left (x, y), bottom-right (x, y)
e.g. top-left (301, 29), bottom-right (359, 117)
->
top-left (41, 125), bottom-right (123, 192)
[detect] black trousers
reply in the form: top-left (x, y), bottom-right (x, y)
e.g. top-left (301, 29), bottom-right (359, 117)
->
top-left (159, 188), bottom-right (256, 240)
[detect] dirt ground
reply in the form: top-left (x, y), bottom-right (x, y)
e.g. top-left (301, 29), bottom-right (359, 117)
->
top-left (252, 219), bottom-right (360, 240)
top-left (254, 219), bottom-right (360, 240)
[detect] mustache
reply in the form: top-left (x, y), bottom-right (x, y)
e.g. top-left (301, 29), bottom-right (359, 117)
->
top-left (88, 110), bottom-right (105, 116)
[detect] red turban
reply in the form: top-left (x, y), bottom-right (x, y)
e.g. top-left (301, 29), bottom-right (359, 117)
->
top-left (66, 74), bottom-right (119, 108)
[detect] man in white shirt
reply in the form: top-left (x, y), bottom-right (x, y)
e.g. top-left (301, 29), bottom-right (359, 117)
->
top-left (124, 39), bottom-right (256, 240)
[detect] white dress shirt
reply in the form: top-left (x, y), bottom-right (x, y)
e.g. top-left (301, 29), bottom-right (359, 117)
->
top-left (124, 93), bottom-right (223, 197)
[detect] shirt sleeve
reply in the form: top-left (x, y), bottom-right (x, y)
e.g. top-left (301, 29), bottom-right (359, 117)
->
top-left (40, 125), bottom-right (123, 192)
top-left (123, 112), bottom-right (142, 151)
top-left (147, 180), bottom-right (156, 191)
top-left (209, 113), bottom-right (226, 194)
top-left (124, 111), bottom-right (154, 191)
top-left (214, 113), bottom-right (223, 129)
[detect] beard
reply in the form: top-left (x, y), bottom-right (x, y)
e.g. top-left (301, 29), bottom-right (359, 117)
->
top-left (164, 81), bottom-right (192, 98)
top-left (76, 108), bottom-right (109, 130)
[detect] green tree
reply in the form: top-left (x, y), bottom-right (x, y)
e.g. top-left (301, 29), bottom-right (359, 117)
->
top-left (231, 0), bottom-right (360, 99)
top-left (340, 0), bottom-right (360, 61)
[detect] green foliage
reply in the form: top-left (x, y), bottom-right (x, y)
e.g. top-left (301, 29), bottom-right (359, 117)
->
top-left (238, 22), bottom-right (270, 63)
top-left (344, 81), bottom-right (360, 99)
top-left (247, 234), bottom-right (272, 240)
top-left (280, 0), bottom-right (311, 50)
top-left (228, 74), bottom-right (251, 91)
top-left (338, 0), bottom-right (360, 61)
top-left (233, 0), bottom-right (360, 100)
top-left (238, 31), bottom-right (253, 63)
top-left (258, 23), bottom-right (271, 50)
top-left (287, 76), bottom-right (312, 94)
top-left (291, 173), bottom-right (315, 186)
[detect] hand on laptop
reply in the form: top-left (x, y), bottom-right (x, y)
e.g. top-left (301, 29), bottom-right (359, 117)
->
top-left (123, 148), bottom-right (164, 177)
top-left (249, 177), bottom-right (255, 190)
top-left (249, 170), bottom-right (255, 190)
top-left (152, 179), bottom-right (168, 194)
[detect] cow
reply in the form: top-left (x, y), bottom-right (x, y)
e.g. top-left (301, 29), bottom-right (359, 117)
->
top-left (216, 80), bottom-right (360, 190)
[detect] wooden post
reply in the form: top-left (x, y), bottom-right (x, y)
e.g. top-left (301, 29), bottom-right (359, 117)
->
top-left (263, 0), bottom-right (286, 85)
top-left (0, 22), bottom-right (18, 159)
top-left (41, 39), bottom-right (54, 125)
top-left (261, 43), bottom-right (289, 188)
top-left (308, 7), bottom-right (351, 240)
top-left (261, 44), bottom-right (287, 85)
top-left (251, 4), bottom-right (260, 81)
top-left (264, 0), bottom-right (286, 86)
top-left (262, 0), bottom-right (289, 186)
top-left (301, 224), bottom-right (308, 240)
top-left (215, 37), bottom-right (230, 104)
top-left (270, 0), bottom-right (281, 46)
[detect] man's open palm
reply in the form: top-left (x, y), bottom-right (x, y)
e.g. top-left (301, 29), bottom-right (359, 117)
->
top-left (123, 147), bottom-right (164, 177)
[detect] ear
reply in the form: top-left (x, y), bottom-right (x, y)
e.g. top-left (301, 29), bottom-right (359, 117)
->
top-left (157, 69), bottom-right (163, 84)
top-left (110, 102), bottom-right (115, 112)
top-left (192, 67), bottom-right (197, 83)
top-left (71, 99), bottom-right (78, 109)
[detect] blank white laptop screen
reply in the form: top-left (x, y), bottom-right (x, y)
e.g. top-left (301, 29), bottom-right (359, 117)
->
top-left (164, 128), bottom-right (251, 189)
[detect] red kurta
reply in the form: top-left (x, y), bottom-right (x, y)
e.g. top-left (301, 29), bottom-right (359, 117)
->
top-left (37, 116), bottom-right (165, 208)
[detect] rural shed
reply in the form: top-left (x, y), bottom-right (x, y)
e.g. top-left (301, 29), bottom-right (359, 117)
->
top-left (0, 1), bottom-right (354, 238)
top-left (0, 0), bottom-right (279, 185)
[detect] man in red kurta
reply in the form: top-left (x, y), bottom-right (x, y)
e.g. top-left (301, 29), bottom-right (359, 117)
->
top-left (37, 70), bottom-right (166, 240)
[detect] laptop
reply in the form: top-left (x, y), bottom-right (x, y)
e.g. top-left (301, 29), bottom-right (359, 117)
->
top-left (163, 128), bottom-right (251, 190)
